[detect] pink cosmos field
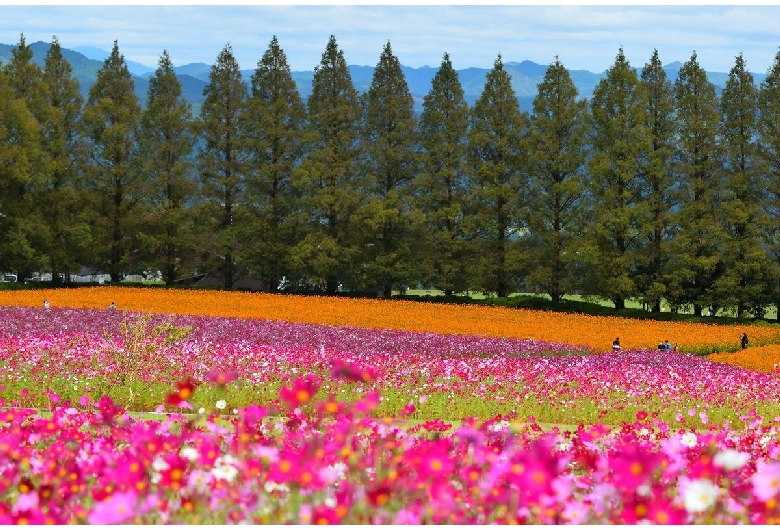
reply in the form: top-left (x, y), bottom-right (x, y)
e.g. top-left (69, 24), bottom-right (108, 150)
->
top-left (3, 305), bottom-right (780, 523)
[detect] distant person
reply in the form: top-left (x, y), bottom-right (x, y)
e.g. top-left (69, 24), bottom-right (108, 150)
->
top-left (612, 337), bottom-right (621, 351)
top-left (664, 340), bottom-right (672, 351)
top-left (741, 333), bottom-right (749, 350)
top-left (108, 301), bottom-right (117, 311)
top-left (43, 299), bottom-right (50, 309)
top-left (672, 343), bottom-right (679, 352)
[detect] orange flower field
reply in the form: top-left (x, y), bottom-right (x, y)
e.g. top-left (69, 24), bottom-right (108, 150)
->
top-left (707, 344), bottom-right (780, 374)
top-left (1, 286), bottom-right (778, 356)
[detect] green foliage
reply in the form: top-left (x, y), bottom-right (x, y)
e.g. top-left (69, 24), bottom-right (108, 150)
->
top-left (138, 50), bottom-right (197, 285)
top-left (40, 37), bottom-right (87, 284)
top-left (195, 43), bottom-right (249, 289)
top-left (239, 36), bottom-right (307, 293)
top-left (466, 54), bottom-right (529, 298)
top-left (523, 56), bottom-right (589, 304)
top-left (715, 53), bottom-right (773, 317)
top-left (583, 48), bottom-right (651, 310)
top-left (416, 52), bottom-right (471, 296)
top-left (79, 41), bottom-right (143, 283)
top-left (666, 51), bottom-right (725, 316)
top-left (290, 35), bottom-right (363, 294)
top-left (636, 49), bottom-right (678, 312)
top-left (356, 41), bottom-right (423, 297)
top-left (758, 49), bottom-right (780, 321)
top-left (0, 64), bottom-right (47, 276)
top-left (7, 38), bottom-right (780, 322)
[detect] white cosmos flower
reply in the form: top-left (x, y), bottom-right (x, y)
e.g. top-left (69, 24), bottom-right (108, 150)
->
top-left (714, 449), bottom-right (750, 471)
top-left (680, 432), bottom-right (698, 448)
top-left (152, 456), bottom-right (170, 472)
top-left (180, 446), bottom-right (199, 461)
top-left (264, 481), bottom-right (289, 493)
top-left (198, 407), bottom-right (206, 415)
top-left (682, 478), bottom-right (719, 513)
top-left (211, 455), bottom-right (238, 482)
top-left (215, 400), bottom-right (227, 410)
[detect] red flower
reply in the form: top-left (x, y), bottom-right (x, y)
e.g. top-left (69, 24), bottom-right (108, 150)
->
top-left (368, 485), bottom-right (392, 507)
top-left (165, 379), bottom-right (197, 406)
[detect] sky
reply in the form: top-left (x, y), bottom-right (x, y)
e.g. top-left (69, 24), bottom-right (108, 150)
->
top-left (2, 4), bottom-right (780, 75)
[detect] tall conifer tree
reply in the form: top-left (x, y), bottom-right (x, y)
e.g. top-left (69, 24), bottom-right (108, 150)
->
top-left (139, 50), bottom-right (197, 285)
top-left (0, 67), bottom-right (42, 276)
top-left (290, 35), bottom-right (362, 293)
top-left (758, 48), bottom-right (780, 320)
top-left (195, 43), bottom-right (249, 289)
top-left (416, 52), bottom-right (470, 296)
top-left (638, 49), bottom-right (677, 312)
top-left (524, 56), bottom-right (588, 305)
top-left (241, 36), bottom-right (306, 292)
top-left (357, 41), bottom-right (421, 297)
top-left (41, 36), bottom-right (85, 283)
top-left (79, 41), bottom-right (142, 282)
top-left (2, 34), bottom-right (49, 278)
top-left (667, 51), bottom-right (724, 316)
top-left (716, 53), bottom-right (772, 316)
top-left (466, 54), bottom-right (528, 298)
top-left (584, 48), bottom-right (650, 310)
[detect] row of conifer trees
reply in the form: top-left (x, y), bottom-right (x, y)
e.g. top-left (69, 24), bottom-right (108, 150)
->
top-left (2, 33), bottom-right (780, 318)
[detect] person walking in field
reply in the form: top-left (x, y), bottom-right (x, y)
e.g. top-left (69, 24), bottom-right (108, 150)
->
top-left (741, 333), bottom-right (749, 350)
top-left (108, 301), bottom-right (117, 311)
top-left (43, 299), bottom-right (50, 309)
top-left (612, 337), bottom-right (621, 351)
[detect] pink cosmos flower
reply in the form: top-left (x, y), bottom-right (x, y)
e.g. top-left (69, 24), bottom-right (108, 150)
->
top-left (280, 376), bottom-right (320, 409)
top-left (14, 491), bottom-right (38, 512)
top-left (205, 369), bottom-right (237, 387)
top-left (752, 462), bottom-right (780, 501)
top-left (330, 359), bottom-right (376, 383)
top-left (87, 490), bottom-right (140, 525)
top-left (561, 500), bottom-right (590, 524)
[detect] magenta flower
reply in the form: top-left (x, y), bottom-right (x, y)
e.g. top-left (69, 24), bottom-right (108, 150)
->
top-left (752, 462), bottom-right (780, 501)
top-left (279, 376), bottom-right (320, 409)
top-left (87, 490), bottom-right (140, 525)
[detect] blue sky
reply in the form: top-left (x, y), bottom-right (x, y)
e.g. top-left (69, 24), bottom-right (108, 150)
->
top-left (2, 4), bottom-right (780, 74)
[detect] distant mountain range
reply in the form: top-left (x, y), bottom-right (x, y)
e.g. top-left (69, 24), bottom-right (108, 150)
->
top-left (0, 40), bottom-right (768, 114)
